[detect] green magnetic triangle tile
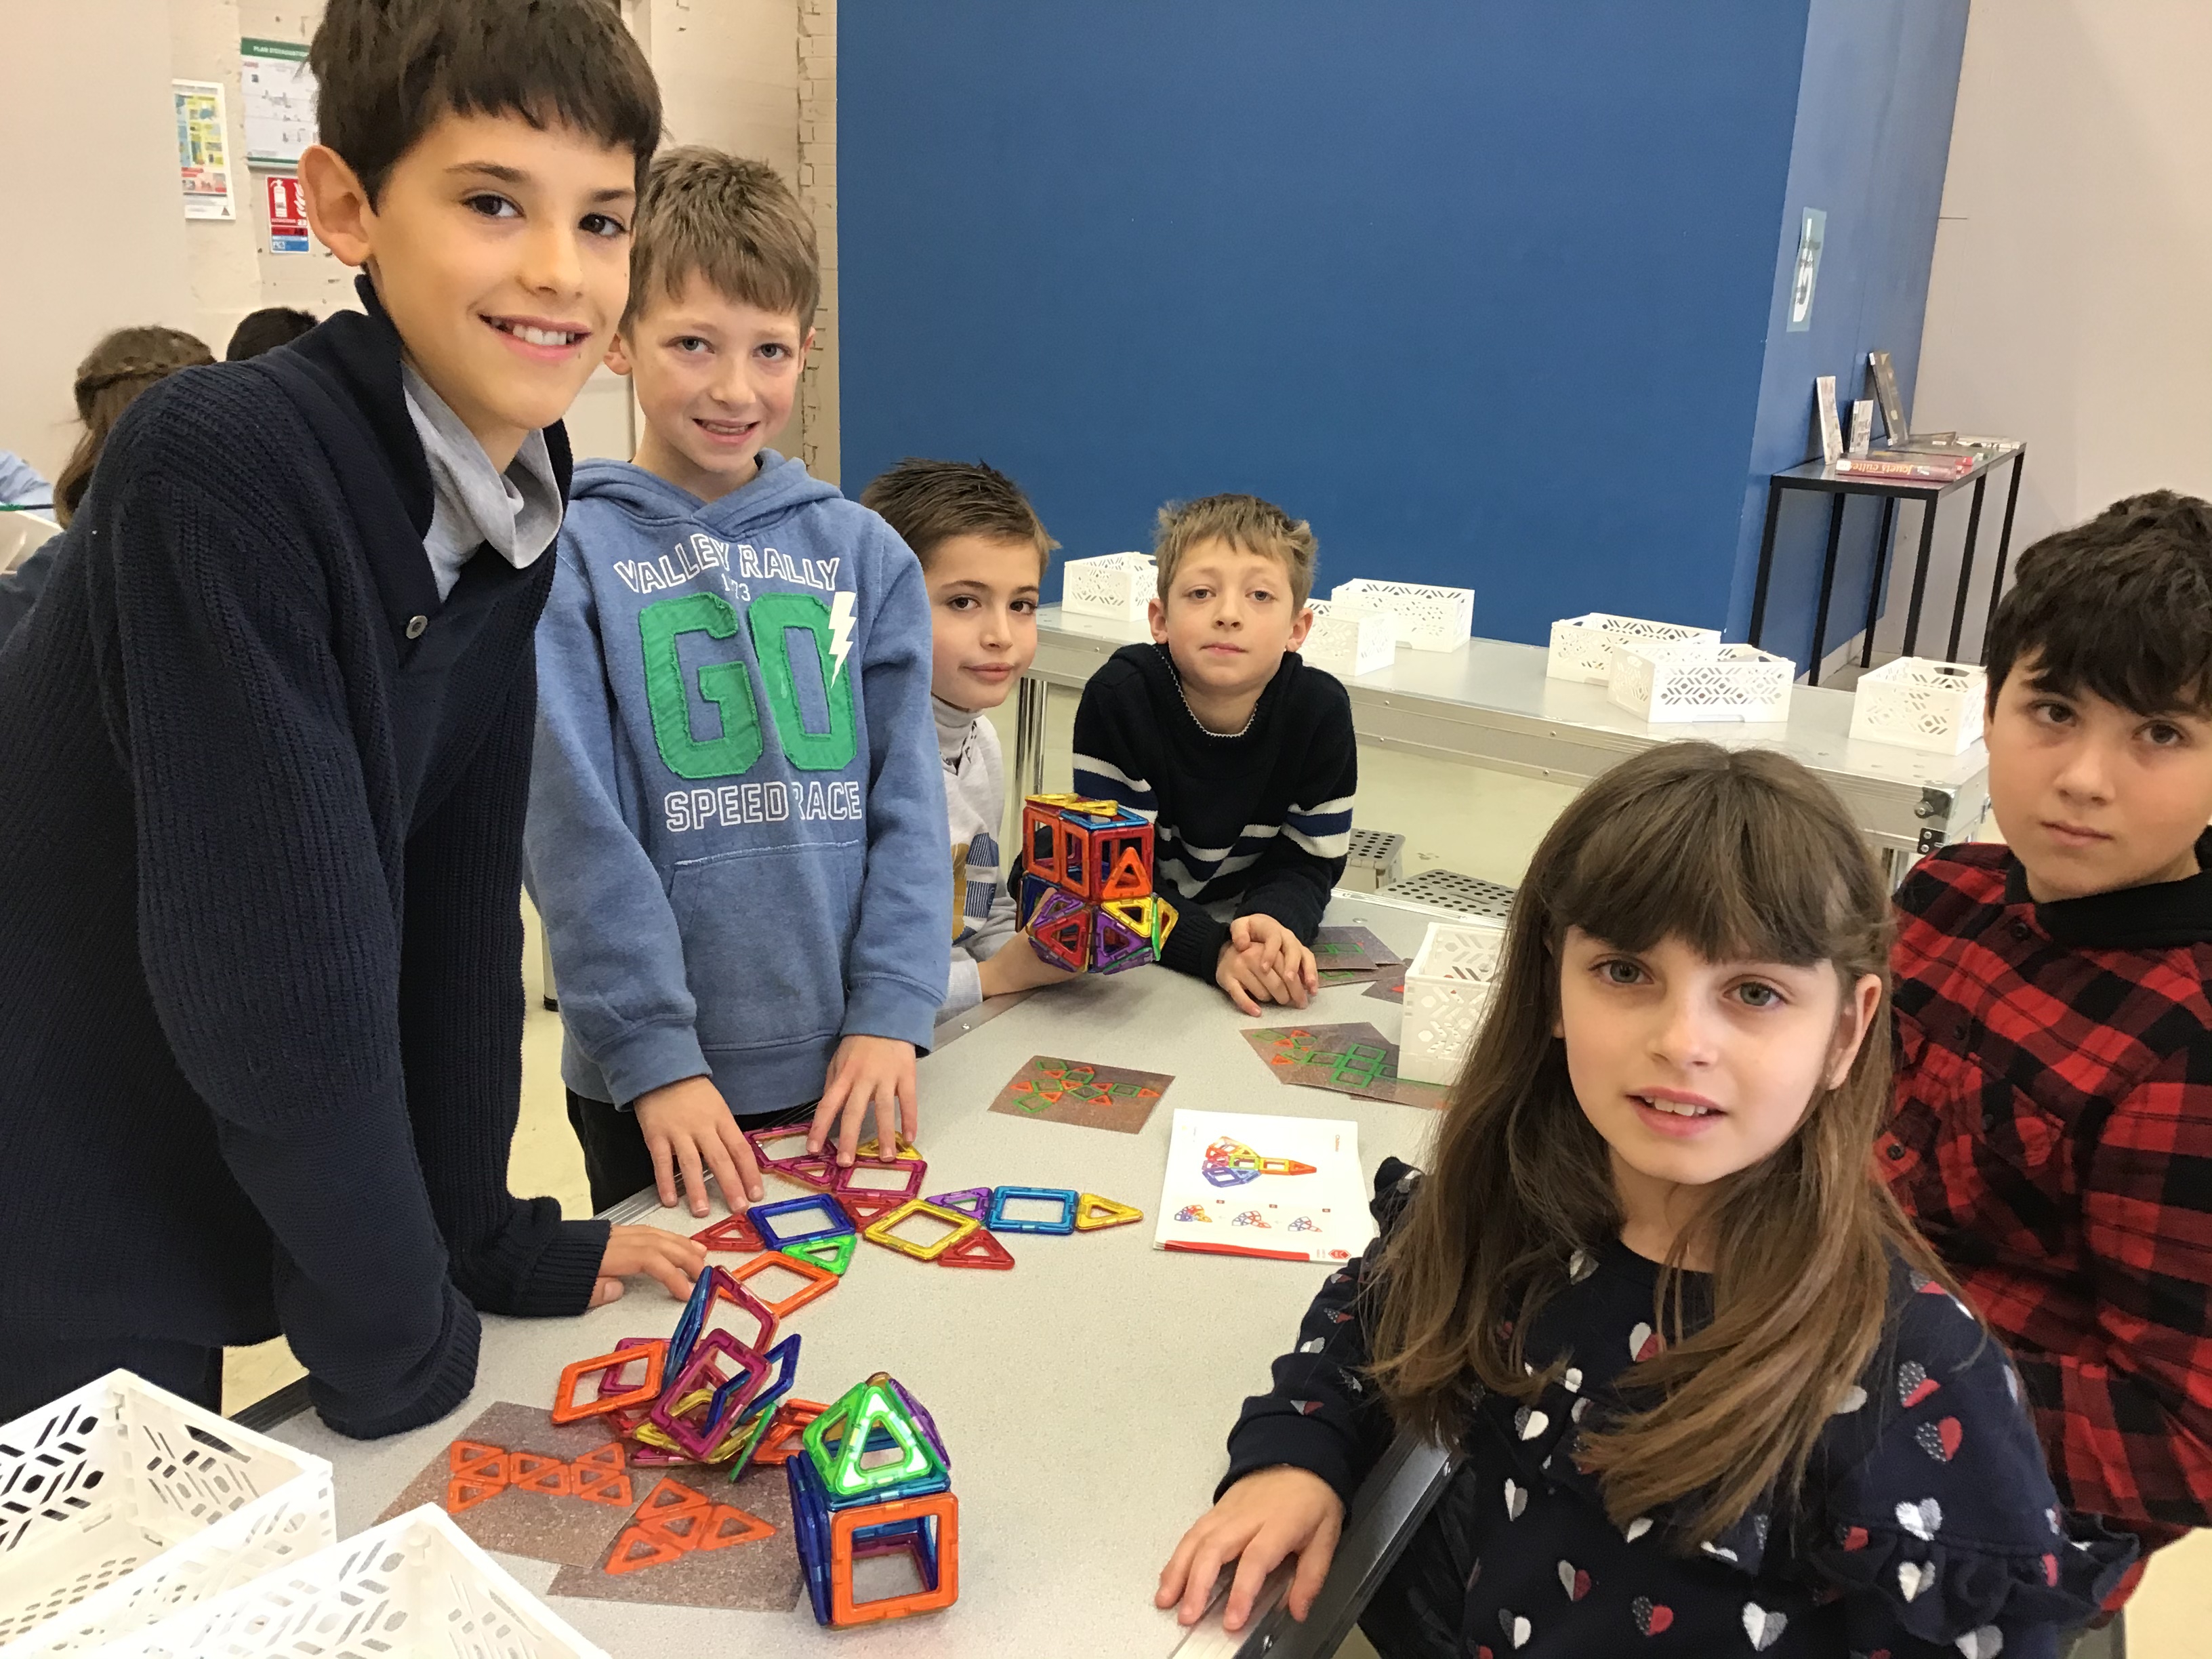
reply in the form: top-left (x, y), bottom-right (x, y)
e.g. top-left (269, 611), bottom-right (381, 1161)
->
top-left (783, 1234), bottom-right (857, 1277)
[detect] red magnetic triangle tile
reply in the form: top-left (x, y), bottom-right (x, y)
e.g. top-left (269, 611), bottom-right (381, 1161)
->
top-left (691, 1213), bottom-right (764, 1252)
top-left (938, 1227), bottom-right (1017, 1270)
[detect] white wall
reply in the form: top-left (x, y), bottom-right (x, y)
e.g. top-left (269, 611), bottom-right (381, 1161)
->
top-left (0, 0), bottom-right (197, 482)
top-left (1889, 0), bottom-right (2212, 662)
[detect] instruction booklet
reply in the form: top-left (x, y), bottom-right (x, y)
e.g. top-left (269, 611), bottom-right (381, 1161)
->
top-left (1153, 1108), bottom-right (1375, 1264)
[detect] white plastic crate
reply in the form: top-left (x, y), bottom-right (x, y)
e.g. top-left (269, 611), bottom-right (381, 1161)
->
top-left (1399, 918), bottom-right (1510, 1086)
top-left (0, 1371), bottom-right (334, 1655)
top-left (1849, 657), bottom-right (1987, 754)
top-left (1327, 579), bottom-right (1473, 652)
top-left (84, 1505), bottom-right (607, 1659)
top-left (1299, 599), bottom-right (1397, 679)
top-left (1607, 642), bottom-right (1795, 724)
top-left (1544, 613), bottom-right (1722, 684)
top-left (1060, 552), bottom-right (1155, 622)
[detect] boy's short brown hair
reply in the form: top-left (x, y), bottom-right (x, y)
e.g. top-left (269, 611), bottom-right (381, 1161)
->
top-left (626, 148), bottom-right (819, 332)
top-left (1984, 490), bottom-right (2212, 716)
top-left (1153, 493), bottom-right (1319, 609)
top-left (310, 0), bottom-right (661, 207)
top-left (859, 459), bottom-right (1056, 575)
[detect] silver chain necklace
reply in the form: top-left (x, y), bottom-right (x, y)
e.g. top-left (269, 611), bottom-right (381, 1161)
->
top-left (1162, 646), bottom-right (1259, 738)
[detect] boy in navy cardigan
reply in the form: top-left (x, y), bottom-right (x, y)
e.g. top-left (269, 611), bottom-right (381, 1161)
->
top-left (0, 0), bottom-right (702, 1436)
top-left (527, 150), bottom-right (949, 1217)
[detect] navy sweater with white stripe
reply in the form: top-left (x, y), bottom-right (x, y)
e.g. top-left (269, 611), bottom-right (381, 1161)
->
top-left (1073, 642), bottom-right (1355, 979)
top-left (0, 289), bottom-right (607, 1436)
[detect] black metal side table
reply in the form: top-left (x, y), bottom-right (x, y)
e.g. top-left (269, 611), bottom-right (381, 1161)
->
top-left (1746, 444), bottom-right (2026, 684)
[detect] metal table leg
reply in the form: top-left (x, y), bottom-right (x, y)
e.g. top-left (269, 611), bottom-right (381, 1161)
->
top-left (1946, 472), bottom-right (1990, 662)
top-left (1980, 450), bottom-right (2028, 655)
top-left (1862, 495), bottom-right (1898, 668)
top-left (1747, 483), bottom-right (1786, 648)
top-left (1013, 672), bottom-right (1048, 796)
top-left (1901, 495), bottom-right (1941, 659)
top-left (1807, 493), bottom-right (1849, 686)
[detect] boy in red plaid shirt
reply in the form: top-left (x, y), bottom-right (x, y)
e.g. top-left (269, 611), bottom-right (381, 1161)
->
top-left (1883, 491), bottom-right (2212, 1597)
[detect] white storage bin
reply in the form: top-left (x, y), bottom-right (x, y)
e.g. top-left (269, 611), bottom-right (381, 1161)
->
top-left (1060, 552), bottom-right (1155, 622)
top-left (0, 1372), bottom-right (334, 1655)
top-left (1545, 613), bottom-right (1722, 684)
top-left (1607, 642), bottom-right (1795, 724)
top-left (1299, 599), bottom-right (1397, 679)
top-left (1399, 918), bottom-right (1510, 1086)
top-left (1327, 579), bottom-right (1474, 652)
top-left (1849, 657), bottom-right (1986, 754)
top-left (83, 1506), bottom-right (607, 1659)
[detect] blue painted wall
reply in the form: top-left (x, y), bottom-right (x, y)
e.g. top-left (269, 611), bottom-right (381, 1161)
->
top-left (1727, 0), bottom-right (1971, 665)
top-left (840, 1), bottom-right (1964, 654)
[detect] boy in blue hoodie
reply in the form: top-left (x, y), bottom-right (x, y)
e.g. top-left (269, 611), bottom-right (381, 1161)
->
top-left (528, 149), bottom-right (949, 1218)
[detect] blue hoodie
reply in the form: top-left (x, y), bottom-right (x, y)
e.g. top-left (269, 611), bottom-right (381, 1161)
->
top-left (527, 453), bottom-right (950, 1114)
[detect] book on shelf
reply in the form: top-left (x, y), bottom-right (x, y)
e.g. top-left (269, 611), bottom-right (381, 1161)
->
top-left (1868, 350), bottom-right (1909, 444)
top-left (1814, 375), bottom-right (1844, 468)
top-left (1835, 449), bottom-right (1976, 481)
top-left (1904, 432), bottom-right (2024, 455)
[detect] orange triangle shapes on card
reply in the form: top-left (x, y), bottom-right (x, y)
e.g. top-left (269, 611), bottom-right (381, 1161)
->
top-left (573, 1472), bottom-right (635, 1509)
top-left (639, 1507), bottom-right (706, 1548)
top-left (697, 1502), bottom-right (777, 1550)
top-left (1074, 1192), bottom-right (1145, 1231)
top-left (508, 1452), bottom-right (573, 1497)
top-left (938, 1226), bottom-right (1017, 1270)
top-left (637, 1475), bottom-right (712, 1524)
top-left (573, 1442), bottom-right (626, 1476)
top-left (444, 1474), bottom-right (506, 1514)
top-left (605, 1525), bottom-right (687, 1575)
top-left (448, 1440), bottom-right (508, 1477)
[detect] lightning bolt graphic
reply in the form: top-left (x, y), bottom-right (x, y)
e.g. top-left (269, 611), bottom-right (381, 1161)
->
top-left (827, 591), bottom-right (857, 682)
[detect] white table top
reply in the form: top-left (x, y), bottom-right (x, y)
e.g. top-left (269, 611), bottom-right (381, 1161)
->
top-left (272, 894), bottom-right (1455, 1658)
top-left (1025, 606), bottom-right (1989, 855)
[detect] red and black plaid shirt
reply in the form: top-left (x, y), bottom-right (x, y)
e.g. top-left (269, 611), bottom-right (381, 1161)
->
top-left (1883, 831), bottom-right (2212, 1568)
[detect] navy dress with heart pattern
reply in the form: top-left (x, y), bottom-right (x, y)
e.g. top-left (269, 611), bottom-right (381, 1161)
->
top-left (1220, 1162), bottom-right (2135, 1658)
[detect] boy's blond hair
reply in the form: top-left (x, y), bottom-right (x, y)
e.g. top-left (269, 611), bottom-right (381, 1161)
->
top-left (626, 147), bottom-right (820, 331)
top-left (1153, 493), bottom-right (1319, 609)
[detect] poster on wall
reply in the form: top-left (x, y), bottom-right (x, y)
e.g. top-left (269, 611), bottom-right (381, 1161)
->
top-left (1786, 207), bottom-right (1825, 332)
top-left (241, 37), bottom-right (317, 169)
top-left (266, 173), bottom-right (310, 254)
top-left (173, 80), bottom-right (234, 220)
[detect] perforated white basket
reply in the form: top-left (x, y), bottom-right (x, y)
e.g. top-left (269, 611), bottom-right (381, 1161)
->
top-left (1849, 657), bottom-right (1986, 754)
top-left (1545, 613), bottom-right (1723, 684)
top-left (83, 1505), bottom-right (607, 1659)
top-left (1299, 599), bottom-right (1397, 679)
top-left (1399, 918), bottom-right (1509, 1086)
top-left (0, 1371), bottom-right (334, 1656)
top-left (1061, 552), bottom-right (1155, 622)
top-left (1607, 642), bottom-right (1795, 724)
top-left (1327, 579), bottom-right (1473, 652)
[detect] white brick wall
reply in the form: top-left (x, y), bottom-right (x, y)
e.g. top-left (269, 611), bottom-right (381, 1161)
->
top-left (797, 0), bottom-right (840, 485)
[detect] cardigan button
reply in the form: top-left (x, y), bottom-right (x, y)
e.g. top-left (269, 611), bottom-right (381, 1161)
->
top-left (2011, 920), bottom-right (2032, 941)
top-left (406, 615), bottom-right (428, 639)
top-left (1885, 1143), bottom-right (1906, 1160)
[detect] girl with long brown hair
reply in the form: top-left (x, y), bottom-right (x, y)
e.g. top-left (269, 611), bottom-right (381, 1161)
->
top-left (1159, 743), bottom-right (2131, 1657)
top-left (52, 325), bottom-right (216, 526)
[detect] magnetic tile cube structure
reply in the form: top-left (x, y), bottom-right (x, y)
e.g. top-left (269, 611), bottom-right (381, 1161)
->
top-left (1017, 794), bottom-right (1178, 973)
top-left (787, 1372), bottom-right (959, 1626)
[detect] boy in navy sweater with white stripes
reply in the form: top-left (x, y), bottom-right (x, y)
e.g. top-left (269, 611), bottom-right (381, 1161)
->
top-left (1073, 495), bottom-right (1357, 1015)
top-left (0, 0), bottom-right (703, 1435)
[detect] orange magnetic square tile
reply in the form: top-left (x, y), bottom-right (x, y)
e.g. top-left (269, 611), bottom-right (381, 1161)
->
top-left (726, 1248), bottom-right (840, 1317)
top-left (552, 1340), bottom-right (667, 1424)
top-left (830, 1489), bottom-right (960, 1624)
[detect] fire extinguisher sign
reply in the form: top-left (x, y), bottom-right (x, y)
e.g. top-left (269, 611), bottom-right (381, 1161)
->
top-left (266, 173), bottom-right (310, 254)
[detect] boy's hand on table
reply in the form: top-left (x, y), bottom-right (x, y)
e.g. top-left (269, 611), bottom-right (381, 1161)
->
top-left (1216, 916), bottom-right (1319, 1016)
top-left (634, 1075), bottom-right (766, 1214)
top-left (811, 1034), bottom-right (918, 1166)
top-left (977, 934), bottom-right (1083, 998)
top-left (1156, 1466), bottom-right (1344, 1631)
top-left (590, 1225), bottom-right (707, 1308)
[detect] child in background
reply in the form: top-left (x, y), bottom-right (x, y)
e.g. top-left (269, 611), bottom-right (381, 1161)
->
top-left (859, 457), bottom-right (1081, 1019)
top-left (1885, 491), bottom-right (2212, 1595)
top-left (225, 306), bottom-right (321, 361)
top-left (529, 148), bottom-right (947, 1219)
top-left (1073, 494), bottom-right (1355, 1015)
top-left (0, 0), bottom-right (692, 1433)
top-left (1, 325), bottom-right (214, 640)
top-left (1161, 743), bottom-right (2131, 1657)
